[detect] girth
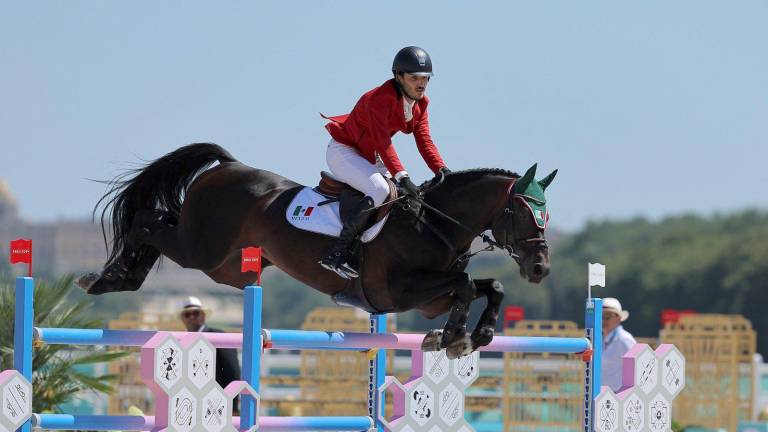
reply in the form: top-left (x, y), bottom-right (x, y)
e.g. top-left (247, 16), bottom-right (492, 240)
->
top-left (330, 251), bottom-right (394, 314)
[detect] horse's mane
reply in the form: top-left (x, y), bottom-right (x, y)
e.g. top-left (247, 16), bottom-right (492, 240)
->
top-left (419, 168), bottom-right (519, 189)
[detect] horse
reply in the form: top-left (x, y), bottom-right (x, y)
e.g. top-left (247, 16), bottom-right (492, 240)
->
top-left (76, 143), bottom-right (557, 358)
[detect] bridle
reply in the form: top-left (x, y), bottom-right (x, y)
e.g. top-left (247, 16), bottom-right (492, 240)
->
top-left (388, 175), bottom-right (549, 268)
top-left (491, 192), bottom-right (549, 265)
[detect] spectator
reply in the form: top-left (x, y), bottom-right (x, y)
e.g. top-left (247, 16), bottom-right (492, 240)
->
top-left (601, 297), bottom-right (636, 391)
top-left (180, 296), bottom-right (241, 412)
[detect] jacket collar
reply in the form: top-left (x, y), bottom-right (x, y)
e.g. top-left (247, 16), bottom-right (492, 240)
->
top-left (386, 79), bottom-right (428, 123)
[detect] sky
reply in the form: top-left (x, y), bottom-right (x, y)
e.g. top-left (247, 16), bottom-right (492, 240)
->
top-left (1, 1), bottom-right (766, 231)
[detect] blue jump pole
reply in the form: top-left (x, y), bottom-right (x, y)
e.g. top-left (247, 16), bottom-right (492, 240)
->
top-left (370, 313), bottom-right (387, 432)
top-left (241, 285), bottom-right (262, 430)
top-left (264, 329), bottom-right (590, 353)
top-left (33, 414), bottom-right (375, 431)
top-left (14, 277), bottom-right (34, 432)
top-left (583, 297), bottom-right (603, 432)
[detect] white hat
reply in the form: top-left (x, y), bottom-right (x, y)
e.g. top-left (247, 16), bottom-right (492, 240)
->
top-left (603, 297), bottom-right (629, 322)
top-left (181, 296), bottom-right (203, 310)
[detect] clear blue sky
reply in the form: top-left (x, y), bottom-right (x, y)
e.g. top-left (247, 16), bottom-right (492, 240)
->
top-left (1, 1), bottom-right (766, 231)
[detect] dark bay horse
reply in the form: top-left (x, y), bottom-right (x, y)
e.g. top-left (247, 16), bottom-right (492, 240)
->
top-left (77, 143), bottom-right (557, 358)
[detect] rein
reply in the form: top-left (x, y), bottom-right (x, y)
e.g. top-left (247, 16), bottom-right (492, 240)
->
top-left (414, 198), bottom-right (519, 263)
top-left (360, 172), bottom-right (547, 269)
top-left (394, 175), bottom-right (524, 269)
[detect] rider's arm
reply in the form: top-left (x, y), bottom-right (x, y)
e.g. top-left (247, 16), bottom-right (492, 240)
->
top-left (367, 94), bottom-right (407, 178)
top-left (413, 108), bottom-right (447, 174)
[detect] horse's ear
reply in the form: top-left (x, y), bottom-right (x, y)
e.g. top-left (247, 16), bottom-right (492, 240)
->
top-left (514, 163), bottom-right (537, 192)
top-left (538, 169), bottom-right (558, 190)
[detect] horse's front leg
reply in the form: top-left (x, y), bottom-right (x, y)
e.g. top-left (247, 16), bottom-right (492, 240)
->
top-left (393, 271), bottom-right (477, 359)
top-left (470, 279), bottom-right (505, 350)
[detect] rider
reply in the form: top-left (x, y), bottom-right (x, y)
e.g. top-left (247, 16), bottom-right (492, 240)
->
top-left (319, 46), bottom-right (451, 279)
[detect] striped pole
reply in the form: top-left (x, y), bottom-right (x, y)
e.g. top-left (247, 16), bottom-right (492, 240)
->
top-left (583, 297), bottom-right (603, 432)
top-left (32, 414), bottom-right (374, 431)
top-left (33, 327), bottom-right (243, 348)
top-left (241, 285), bottom-right (262, 430)
top-left (14, 277), bottom-right (34, 432)
top-left (264, 330), bottom-right (591, 354)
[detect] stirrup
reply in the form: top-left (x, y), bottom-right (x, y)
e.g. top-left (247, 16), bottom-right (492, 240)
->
top-left (319, 259), bottom-right (351, 279)
top-left (338, 262), bottom-right (359, 278)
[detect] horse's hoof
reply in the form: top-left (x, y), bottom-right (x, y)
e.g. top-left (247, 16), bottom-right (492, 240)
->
top-left (75, 272), bottom-right (100, 291)
top-left (421, 329), bottom-right (443, 352)
top-left (471, 326), bottom-right (494, 350)
top-left (76, 272), bottom-right (123, 295)
top-left (439, 326), bottom-right (467, 349)
top-left (445, 335), bottom-right (474, 359)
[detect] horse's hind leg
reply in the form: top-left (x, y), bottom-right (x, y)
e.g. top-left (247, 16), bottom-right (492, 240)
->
top-left (133, 208), bottom-right (237, 275)
top-left (77, 211), bottom-right (168, 294)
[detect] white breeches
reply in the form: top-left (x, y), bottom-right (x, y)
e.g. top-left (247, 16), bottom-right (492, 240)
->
top-left (326, 139), bottom-right (390, 206)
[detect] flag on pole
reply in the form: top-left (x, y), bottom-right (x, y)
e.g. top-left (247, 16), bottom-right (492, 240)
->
top-left (588, 262), bottom-right (605, 287)
top-left (503, 306), bottom-right (525, 329)
top-left (241, 247), bottom-right (262, 285)
top-left (10, 238), bottom-right (33, 276)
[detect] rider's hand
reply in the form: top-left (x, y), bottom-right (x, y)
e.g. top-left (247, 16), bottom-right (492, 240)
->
top-left (398, 176), bottom-right (420, 198)
top-left (439, 167), bottom-right (451, 175)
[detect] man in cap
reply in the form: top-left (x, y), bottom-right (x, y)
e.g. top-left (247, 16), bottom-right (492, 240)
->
top-left (601, 297), bottom-right (637, 391)
top-left (181, 296), bottom-right (241, 411)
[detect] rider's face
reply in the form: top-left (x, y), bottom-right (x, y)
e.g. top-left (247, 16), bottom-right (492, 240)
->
top-left (397, 73), bottom-right (430, 100)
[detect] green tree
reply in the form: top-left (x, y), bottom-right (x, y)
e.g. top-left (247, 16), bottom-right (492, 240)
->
top-left (0, 274), bottom-right (129, 412)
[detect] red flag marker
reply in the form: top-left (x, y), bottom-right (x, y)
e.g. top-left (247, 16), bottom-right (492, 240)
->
top-left (241, 246), bottom-right (262, 285)
top-left (10, 238), bottom-right (33, 276)
top-left (503, 306), bottom-right (525, 328)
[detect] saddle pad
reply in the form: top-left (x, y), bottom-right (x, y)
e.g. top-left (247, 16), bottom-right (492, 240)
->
top-left (286, 187), bottom-right (388, 243)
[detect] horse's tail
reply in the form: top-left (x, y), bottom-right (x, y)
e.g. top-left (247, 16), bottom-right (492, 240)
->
top-left (95, 143), bottom-right (236, 264)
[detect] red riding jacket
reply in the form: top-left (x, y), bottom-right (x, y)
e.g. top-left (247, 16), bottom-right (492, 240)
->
top-left (324, 79), bottom-right (447, 176)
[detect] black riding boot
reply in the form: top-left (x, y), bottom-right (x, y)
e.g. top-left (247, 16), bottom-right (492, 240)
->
top-left (319, 195), bottom-right (375, 279)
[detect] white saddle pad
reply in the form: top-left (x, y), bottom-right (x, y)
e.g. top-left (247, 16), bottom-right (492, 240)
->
top-left (286, 187), bottom-right (388, 243)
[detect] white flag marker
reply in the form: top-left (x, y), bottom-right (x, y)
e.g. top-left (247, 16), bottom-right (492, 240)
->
top-left (588, 262), bottom-right (606, 300)
top-left (588, 262), bottom-right (606, 287)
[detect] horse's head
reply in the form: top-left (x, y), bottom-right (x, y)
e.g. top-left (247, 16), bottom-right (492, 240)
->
top-left (490, 163), bottom-right (557, 284)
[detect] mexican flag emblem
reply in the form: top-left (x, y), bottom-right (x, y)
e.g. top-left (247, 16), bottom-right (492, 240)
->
top-left (293, 206), bottom-right (314, 217)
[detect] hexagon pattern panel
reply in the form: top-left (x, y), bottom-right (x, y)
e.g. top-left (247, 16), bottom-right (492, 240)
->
top-left (618, 388), bottom-right (644, 432)
top-left (168, 386), bottom-right (197, 432)
top-left (379, 350), bottom-right (478, 432)
top-left (201, 385), bottom-right (231, 432)
top-left (648, 393), bottom-right (671, 432)
top-left (0, 370), bottom-right (32, 432)
top-left (594, 343), bottom-right (686, 432)
top-left (595, 389), bottom-right (619, 432)
top-left (139, 333), bottom-right (260, 432)
top-left (656, 345), bottom-right (685, 399)
top-left (183, 334), bottom-right (217, 391)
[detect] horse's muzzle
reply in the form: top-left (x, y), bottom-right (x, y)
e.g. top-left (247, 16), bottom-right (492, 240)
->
top-left (531, 262), bottom-right (550, 282)
top-left (519, 257), bottom-right (550, 284)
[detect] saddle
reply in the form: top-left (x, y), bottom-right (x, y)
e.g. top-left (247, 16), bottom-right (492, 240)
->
top-left (316, 171), bottom-right (398, 228)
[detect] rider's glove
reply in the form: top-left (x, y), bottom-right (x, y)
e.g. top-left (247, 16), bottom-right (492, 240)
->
top-left (397, 176), bottom-right (420, 198)
top-left (439, 167), bottom-right (451, 175)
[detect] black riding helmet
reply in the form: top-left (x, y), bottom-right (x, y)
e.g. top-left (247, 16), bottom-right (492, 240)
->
top-left (392, 46), bottom-right (433, 77)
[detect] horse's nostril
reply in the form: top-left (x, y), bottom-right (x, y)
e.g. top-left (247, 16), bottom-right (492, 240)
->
top-left (533, 263), bottom-right (544, 277)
